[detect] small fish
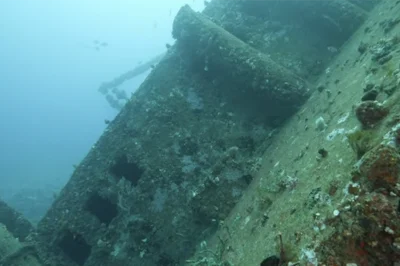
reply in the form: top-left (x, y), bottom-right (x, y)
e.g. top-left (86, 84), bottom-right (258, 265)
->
top-left (101, 42), bottom-right (108, 47)
top-left (327, 46), bottom-right (338, 53)
top-left (322, 14), bottom-right (342, 32)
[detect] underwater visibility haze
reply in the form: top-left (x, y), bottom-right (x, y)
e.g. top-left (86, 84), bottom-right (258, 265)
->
top-left (0, 0), bottom-right (204, 223)
top-left (1, 0), bottom-right (400, 265)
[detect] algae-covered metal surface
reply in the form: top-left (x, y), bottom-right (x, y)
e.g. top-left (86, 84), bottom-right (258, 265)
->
top-left (185, 1), bottom-right (400, 265)
top-left (34, 5), bottom-right (312, 265)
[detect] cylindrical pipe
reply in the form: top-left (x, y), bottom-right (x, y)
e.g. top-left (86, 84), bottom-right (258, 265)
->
top-left (173, 5), bottom-right (309, 121)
